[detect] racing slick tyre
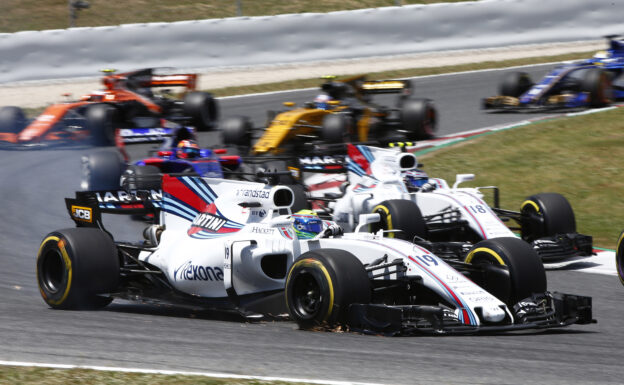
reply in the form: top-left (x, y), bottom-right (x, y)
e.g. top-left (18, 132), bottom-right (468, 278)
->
top-left (520, 192), bottom-right (576, 242)
top-left (369, 199), bottom-right (427, 241)
top-left (85, 103), bottom-right (118, 147)
top-left (580, 68), bottom-right (613, 107)
top-left (183, 91), bottom-right (218, 131)
top-left (285, 249), bottom-right (371, 330)
top-left (221, 116), bottom-right (253, 147)
top-left (616, 230), bottom-right (624, 286)
top-left (121, 165), bottom-right (162, 191)
top-left (0, 106), bottom-right (27, 133)
top-left (321, 113), bottom-right (350, 143)
top-left (81, 150), bottom-right (126, 191)
top-left (400, 99), bottom-right (437, 140)
top-left (465, 237), bottom-right (547, 307)
top-left (37, 228), bottom-right (119, 310)
top-left (499, 71), bottom-right (533, 97)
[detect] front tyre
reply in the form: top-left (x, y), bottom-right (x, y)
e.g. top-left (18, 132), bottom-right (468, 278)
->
top-left (85, 103), bottom-right (118, 147)
top-left (285, 249), bottom-right (371, 330)
top-left (37, 228), bottom-right (119, 310)
top-left (580, 68), bottom-right (613, 107)
top-left (183, 91), bottom-right (218, 131)
top-left (616, 230), bottom-right (624, 286)
top-left (465, 237), bottom-right (546, 306)
top-left (520, 192), bottom-right (576, 242)
top-left (369, 199), bottom-right (427, 241)
top-left (400, 98), bottom-right (437, 140)
top-left (499, 71), bottom-right (533, 97)
top-left (221, 116), bottom-right (252, 147)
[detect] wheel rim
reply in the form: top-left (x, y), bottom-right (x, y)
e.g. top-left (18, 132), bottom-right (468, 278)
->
top-left (40, 249), bottom-right (65, 294)
top-left (291, 271), bottom-right (323, 319)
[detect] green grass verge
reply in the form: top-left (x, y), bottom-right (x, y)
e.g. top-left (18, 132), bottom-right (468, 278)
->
top-left (1, 0), bottom-right (467, 33)
top-left (0, 365), bottom-right (300, 385)
top-left (418, 107), bottom-right (624, 249)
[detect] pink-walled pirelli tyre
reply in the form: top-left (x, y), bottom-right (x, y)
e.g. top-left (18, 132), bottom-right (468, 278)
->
top-left (285, 249), bottom-right (371, 330)
top-left (37, 228), bottom-right (119, 310)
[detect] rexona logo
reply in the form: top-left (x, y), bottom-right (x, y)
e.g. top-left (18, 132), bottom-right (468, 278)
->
top-left (299, 155), bottom-right (344, 165)
top-left (190, 212), bottom-right (227, 233)
top-left (174, 261), bottom-right (224, 281)
top-left (71, 205), bottom-right (92, 223)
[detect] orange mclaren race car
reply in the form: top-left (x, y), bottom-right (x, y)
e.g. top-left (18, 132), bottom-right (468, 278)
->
top-left (221, 75), bottom-right (437, 156)
top-left (0, 68), bottom-right (218, 148)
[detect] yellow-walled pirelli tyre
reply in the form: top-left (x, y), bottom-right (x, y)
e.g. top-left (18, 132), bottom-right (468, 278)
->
top-left (520, 192), bottom-right (576, 242)
top-left (465, 237), bottom-right (546, 306)
top-left (36, 228), bottom-right (119, 310)
top-left (616, 230), bottom-right (624, 286)
top-left (285, 249), bottom-right (371, 330)
top-left (370, 199), bottom-right (427, 241)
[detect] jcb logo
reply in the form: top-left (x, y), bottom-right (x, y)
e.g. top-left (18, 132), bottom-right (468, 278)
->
top-left (71, 206), bottom-right (92, 223)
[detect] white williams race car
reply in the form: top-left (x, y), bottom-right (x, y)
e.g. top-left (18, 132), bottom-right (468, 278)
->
top-left (303, 144), bottom-right (593, 262)
top-left (36, 175), bottom-right (593, 334)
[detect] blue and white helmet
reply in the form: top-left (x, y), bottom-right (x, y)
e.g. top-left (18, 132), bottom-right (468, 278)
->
top-left (404, 169), bottom-right (429, 189)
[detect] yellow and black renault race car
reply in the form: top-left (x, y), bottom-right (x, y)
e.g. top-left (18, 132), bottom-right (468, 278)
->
top-left (221, 75), bottom-right (437, 156)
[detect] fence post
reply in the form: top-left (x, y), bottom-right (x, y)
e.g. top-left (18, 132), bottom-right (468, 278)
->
top-left (237, 0), bottom-right (242, 16)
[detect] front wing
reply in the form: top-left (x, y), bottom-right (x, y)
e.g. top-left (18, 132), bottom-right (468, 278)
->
top-left (347, 292), bottom-right (594, 335)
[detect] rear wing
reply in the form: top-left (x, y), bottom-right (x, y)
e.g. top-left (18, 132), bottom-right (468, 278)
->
top-left (359, 79), bottom-right (412, 95)
top-left (65, 189), bottom-right (161, 228)
top-left (102, 68), bottom-right (198, 92)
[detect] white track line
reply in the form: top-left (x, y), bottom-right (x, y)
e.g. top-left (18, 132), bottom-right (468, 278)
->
top-left (0, 360), bottom-right (385, 385)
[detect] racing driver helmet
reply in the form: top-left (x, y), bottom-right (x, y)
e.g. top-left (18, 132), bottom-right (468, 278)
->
top-left (314, 94), bottom-right (331, 110)
top-left (176, 139), bottom-right (201, 159)
top-left (404, 169), bottom-right (430, 191)
top-left (292, 209), bottom-right (324, 239)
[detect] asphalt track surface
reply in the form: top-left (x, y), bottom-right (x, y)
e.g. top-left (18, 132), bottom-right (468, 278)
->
top-left (1, 64), bottom-right (622, 384)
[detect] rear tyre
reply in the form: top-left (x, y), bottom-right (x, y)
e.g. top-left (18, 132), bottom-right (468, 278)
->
top-left (321, 114), bottom-right (350, 143)
top-left (121, 165), bottom-right (162, 191)
top-left (499, 71), bottom-right (533, 97)
top-left (81, 150), bottom-right (126, 191)
top-left (221, 116), bottom-right (252, 147)
top-left (85, 104), bottom-right (117, 147)
top-left (616, 230), bottom-right (624, 286)
top-left (400, 98), bottom-right (437, 140)
top-left (0, 106), bottom-right (27, 133)
top-left (520, 192), bottom-right (576, 242)
top-left (465, 237), bottom-right (547, 306)
top-left (580, 68), bottom-right (613, 107)
top-left (369, 199), bottom-right (427, 241)
top-left (285, 249), bottom-right (371, 329)
top-left (37, 228), bottom-right (119, 310)
top-left (183, 91), bottom-right (218, 131)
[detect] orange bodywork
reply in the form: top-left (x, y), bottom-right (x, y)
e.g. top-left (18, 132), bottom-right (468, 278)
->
top-left (1, 69), bottom-right (198, 144)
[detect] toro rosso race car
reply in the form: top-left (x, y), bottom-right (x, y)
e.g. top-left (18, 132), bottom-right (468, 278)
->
top-left (300, 144), bottom-right (593, 262)
top-left (0, 68), bottom-right (217, 148)
top-left (36, 174), bottom-right (593, 335)
top-left (81, 126), bottom-right (241, 193)
top-left (483, 35), bottom-right (624, 110)
top-left (221, 75), bottom-right (437, 156)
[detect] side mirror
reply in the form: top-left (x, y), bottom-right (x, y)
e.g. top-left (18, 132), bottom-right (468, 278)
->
top-left (452, 173), bottom-right (475, 189)
top-left (355, 213), bottom-right (380, 233)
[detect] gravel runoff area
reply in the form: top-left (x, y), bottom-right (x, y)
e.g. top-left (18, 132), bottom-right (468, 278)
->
top-left (0, 40), bottom-right (604, 108)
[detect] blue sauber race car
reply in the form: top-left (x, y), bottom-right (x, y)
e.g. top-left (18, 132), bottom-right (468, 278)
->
top-left (483, 35), bottom-right (624, 111)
